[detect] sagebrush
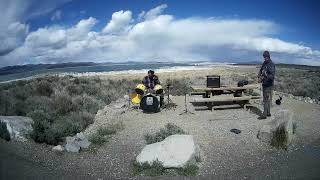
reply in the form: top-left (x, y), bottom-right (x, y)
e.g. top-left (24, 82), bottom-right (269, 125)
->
top-left (0, 76), bottom-right (138, 145)
top-left (144, 123), bottom-right (186, 144)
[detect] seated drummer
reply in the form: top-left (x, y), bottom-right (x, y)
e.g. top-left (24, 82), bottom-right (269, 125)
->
top-left (142, 70), bottom-right (164, 107)
top-left (142, 70), bottom-right (160, 89)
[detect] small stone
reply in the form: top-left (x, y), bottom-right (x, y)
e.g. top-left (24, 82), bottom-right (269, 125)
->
top-left (52, 145), bottom-right (64, 152)
top-left (230, 128), bottom-right (241, 134)
top-left (124, 95), bottom-right (130, 101)
top-left (76, 132), bottom-right (86, 140)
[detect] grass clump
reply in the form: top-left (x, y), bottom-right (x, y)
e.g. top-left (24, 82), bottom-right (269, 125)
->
top-left (89, 133), bottom-right (108, 145)
top-left (144, 123), bottom-right (186, 144)
top-left (271, 125), bottom-right (288, 150)
top-left (176, 164), bottom-right (199, 176)
top-left (133, 160), bottom-right (165, 176)
top-left (89, 123), bottom-right (124, 146)
top-left (133, 160), bottom-right (199, 177)
top-left (0, 121), bottom-right (10, 141)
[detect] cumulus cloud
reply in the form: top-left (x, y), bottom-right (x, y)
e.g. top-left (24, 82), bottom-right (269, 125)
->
top-left (0, 0), bottom-right (70, 57)
top-left (1, 3), bottom-right (320, 66)
top-left (102, 10), bottom-right (133, 34)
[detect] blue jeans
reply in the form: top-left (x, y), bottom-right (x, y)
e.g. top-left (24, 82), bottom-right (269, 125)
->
top-left (263, 86), bottom-right (273, 116)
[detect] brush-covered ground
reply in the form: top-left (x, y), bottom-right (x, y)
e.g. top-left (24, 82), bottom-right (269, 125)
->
top-left (0, 65), bottom-right (320, 179)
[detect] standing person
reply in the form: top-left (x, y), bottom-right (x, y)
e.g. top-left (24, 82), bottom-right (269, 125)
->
top-left (258, 51), bottom-right (276, 119)
top-left (142, 70), bottom-right (164, 107)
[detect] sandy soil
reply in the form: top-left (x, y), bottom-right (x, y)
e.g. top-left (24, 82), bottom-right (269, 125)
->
top-left (1, 66), bottom-right (320, 179)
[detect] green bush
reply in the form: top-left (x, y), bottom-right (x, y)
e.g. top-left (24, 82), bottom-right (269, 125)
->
top-left (35, 80), bottom-right (53, 97)
top-left (0, 121), bottom-right (10, 141)
top-left (66, 84), bottom-right (83, 95)
top-left (89, 133), bottom-right (108, 145)
top-left (89, 123), bottom-right (124, 145)
top-left (145, 123), bottom-right (186, 144)
top-left (25, 96), bottom-right (53, 113)
top-left (28, 110), bottom-right (53, 143)
top-left (53, 92), bottom-right (73, 115)
top-left (72, 95), bottom-right (104, 114)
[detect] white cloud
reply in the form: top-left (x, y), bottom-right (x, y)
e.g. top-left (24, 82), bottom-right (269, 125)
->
top-left (1, 4), bottom-right (320, 66)
top-left (142, 4), bottom-right (168, 20)
top-left (51, 10), bottom-right (62, 21)
top-left (0, 0), bottom-right (70, 56)
top-left (102, 10), bottom-right (133, 34)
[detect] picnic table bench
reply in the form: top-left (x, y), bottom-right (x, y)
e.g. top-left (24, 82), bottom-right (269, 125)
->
top-left (190, 84), bottom-right (261, 110)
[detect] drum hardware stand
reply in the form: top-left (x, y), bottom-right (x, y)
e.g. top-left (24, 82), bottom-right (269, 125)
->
top-left (179, 93), bottom-right (195, 115)
top-left (163, 84), bottom-right (177, 110)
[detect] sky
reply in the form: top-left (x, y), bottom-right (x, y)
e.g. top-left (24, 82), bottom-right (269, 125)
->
top-left (0, 0), bottom-right (320, 67)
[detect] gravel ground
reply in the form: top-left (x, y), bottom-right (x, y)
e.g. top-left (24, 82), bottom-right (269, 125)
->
top-left (1, 94), bottom-right (320, 180)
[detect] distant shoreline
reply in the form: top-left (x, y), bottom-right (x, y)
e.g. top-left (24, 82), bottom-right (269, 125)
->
top-left (0, 62), bottom-right (233, 83)
top-left (1, 62), bottom-right (319, 84)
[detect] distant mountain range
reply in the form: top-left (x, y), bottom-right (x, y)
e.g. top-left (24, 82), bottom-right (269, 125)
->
top-left (0, 61), bottom-right (319, 77)
top-left (0, 62), bottom-right (102, 76)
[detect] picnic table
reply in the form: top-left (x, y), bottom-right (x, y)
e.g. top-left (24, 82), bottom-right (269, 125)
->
top-left (189, 84), bottom-right (261, 110)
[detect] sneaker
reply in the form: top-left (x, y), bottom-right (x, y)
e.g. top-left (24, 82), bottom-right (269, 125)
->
top-left (258, 115), bottom-right (267, 120)
top-left (267, 114), bottom-right (271, 117)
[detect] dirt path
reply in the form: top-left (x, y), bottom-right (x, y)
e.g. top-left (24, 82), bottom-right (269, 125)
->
top-left (1, 96), bottom-right (320, 179)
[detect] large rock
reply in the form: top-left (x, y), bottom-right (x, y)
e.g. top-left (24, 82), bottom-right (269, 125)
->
top-left (65, 132), bottom-right (91, 153)
top-left (136, 135), bottom-right (200, 168)
top-left (0, 116), bottom-right (33, 142)
top-left (258, 110), bottom-right (294, 146)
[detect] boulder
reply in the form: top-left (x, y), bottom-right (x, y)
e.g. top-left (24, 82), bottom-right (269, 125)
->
top-left (0, 116), bottom-right (33, 142)
top-left (258, 124), bottom-right (273, 143)
top-left (65, 132), bottom-right (91, 153)
top-left (52, 145), bottom-right (64, 152)
top-left (258, 110), bottom-right (294, 146)
top-left (136, 135), bottom-right (200, 168)
top-left (65, 142), bottom-right (80, 153)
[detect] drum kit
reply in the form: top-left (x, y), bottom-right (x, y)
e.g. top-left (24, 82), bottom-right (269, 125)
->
top-left (130, 83), bottom-right (175, 113)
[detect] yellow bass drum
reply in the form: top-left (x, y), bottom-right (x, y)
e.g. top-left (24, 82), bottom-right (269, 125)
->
top-left (131, 93), bottom-right (142, 105)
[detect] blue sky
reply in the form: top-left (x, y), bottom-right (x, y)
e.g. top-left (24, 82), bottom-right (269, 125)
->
top-left (1, 0), bottom-right (319, 66)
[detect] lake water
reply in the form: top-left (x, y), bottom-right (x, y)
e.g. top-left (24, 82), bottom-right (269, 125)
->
top-left (0, 62), bottom-right (234, 82)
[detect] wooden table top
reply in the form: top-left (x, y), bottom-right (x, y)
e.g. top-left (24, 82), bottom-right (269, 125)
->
top-left (191, 84), bottom-right (260, 91)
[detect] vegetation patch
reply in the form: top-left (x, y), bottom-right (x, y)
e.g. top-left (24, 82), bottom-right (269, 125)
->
top-left (133, 160), bottom-right (199, 176)
top-left (133, 160), bottom-right (166, 176)
top-left (89, 123), bottom-right (124, 146)
top-left (0, 121), bottom-right (10, 141)
top-left (144, 123), bottom-right (186, 144)
top-left (271, 125), bottom-right (288, 150)
top-left (176, 164), bottom-right (199, 176)
top-left (0, 76), bottom-right (139, 145)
